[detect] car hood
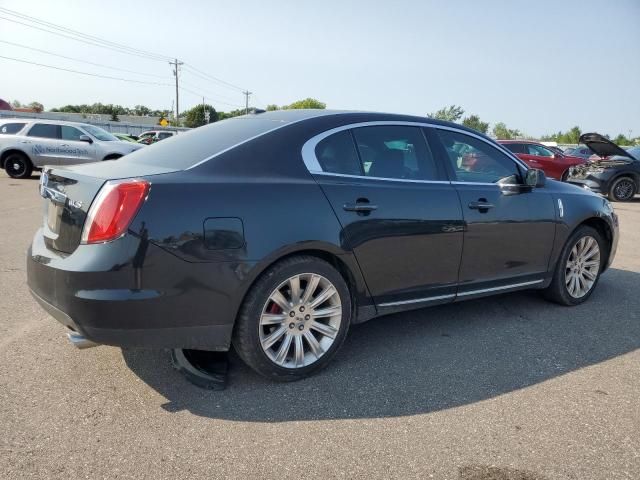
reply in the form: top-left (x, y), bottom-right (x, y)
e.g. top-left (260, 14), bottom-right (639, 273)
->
top-left (579, 132), bottom-right (633, 159)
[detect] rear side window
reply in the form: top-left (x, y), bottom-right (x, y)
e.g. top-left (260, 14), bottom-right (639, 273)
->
top-left (158, 132), bottom-right (173, 139)
top-left (0, 122), bottom-right (26, 134)
top-left (352, 125), bottom-right (438, 180)
top-left (503, 143), bottom-right (526, 154)
top-left (27, 123), bottom-right (59, 139)
top-left (315, 130), bottom-right (362, 175)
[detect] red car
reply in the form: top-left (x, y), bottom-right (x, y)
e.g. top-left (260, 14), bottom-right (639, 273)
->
top-left (499, 140), bottom-right (588, 181)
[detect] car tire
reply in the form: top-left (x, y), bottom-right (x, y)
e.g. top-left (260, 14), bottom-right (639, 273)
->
top-left (4, 152), bottom-right (33, 179)
top-left (561, 170), bottom-right (570, 182)
top-left (233, 255), bottom-right (352, 381)
top-left (608, 176), bottom-right (636, 202)
top-left (543, 225), bottom-right (606, 306)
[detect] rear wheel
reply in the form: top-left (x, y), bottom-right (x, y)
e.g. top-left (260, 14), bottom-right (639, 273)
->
top-left (543, 225), bottom-right (605, 305)
top-left (608, 176), bottom-right (636, 202)
top-left (4, 152), bottom-right (33, 179)
top-left (233, 256), bottom-right (351, 381)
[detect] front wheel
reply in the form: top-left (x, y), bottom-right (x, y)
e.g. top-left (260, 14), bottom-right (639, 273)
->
top-left (543, 225), bottom-right (605, 306)
top-left (4, 152), bottom-right (33, 179)
top-left (608, 176), bottom-right (636, 202)
top-left (233, 256), bottom-right (351, 381)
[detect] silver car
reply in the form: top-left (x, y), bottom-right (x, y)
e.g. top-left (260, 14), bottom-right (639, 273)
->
top-left (0, 119), bottom-right (143, 178)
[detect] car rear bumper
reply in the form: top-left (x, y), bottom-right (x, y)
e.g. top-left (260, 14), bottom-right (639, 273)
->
top-left (26, 229), bottom-right (240, 350)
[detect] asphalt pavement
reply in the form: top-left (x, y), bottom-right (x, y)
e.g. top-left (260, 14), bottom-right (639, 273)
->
top-left (1, 172), bottom-right (638, 479)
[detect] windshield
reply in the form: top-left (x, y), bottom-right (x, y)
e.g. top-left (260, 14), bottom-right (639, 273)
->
top-left (82, 124), bottom-right (118, 141)
top-left (627, 146), bottom-right (640, 160)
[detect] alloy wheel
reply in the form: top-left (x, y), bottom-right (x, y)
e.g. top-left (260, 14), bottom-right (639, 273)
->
top-left (565, 236), bottom-right (601, 298)
top-left (614, 179), bottom-right (635, 200)
top-left (259, 273), bottom-right (342, 369)
top-left (7, 157), bottom-right (26, 177)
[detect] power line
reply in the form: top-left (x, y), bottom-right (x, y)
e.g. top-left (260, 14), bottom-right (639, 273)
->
top-left (0, 15), bottom-right (170, 62)
top-left (178, 85), bottom-right (244, 108)
top-left (182, 64), bottom-right (245, 92)
top-left (180, 79), bottom-right (244, 103)
top-left (0, 39), bottom-right (170, 79)
top-left (0, 6), bottom-right (171, 62)
top-left (0, 54), bottom-right (174, 86)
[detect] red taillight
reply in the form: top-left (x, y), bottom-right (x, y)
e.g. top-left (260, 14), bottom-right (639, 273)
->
top-left (81, 179), bottom-right (150, 244)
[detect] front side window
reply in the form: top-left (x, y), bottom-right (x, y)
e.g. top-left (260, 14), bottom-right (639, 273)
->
top-left (526, 144), bottom-right (554, 157)
top-left (436, 130), bottom-right (521, 184)
top-left (352, 126), bottom-right (438, 180)
top-left (27, 123), bottom-right (59, 139)
top-left (61, 126), bottom-right (84, 141)
top-left (82, 125), bottom-right (117, 141)
top-left (0, 122), bottom-right (26, 134)
top-left (315, 130), bottom-right (362, 176)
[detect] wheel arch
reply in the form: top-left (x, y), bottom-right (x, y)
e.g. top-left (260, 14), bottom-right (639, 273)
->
top-left (577, 216), bottom-right (614, 271)
top-left (607, 171), bottom-right (639, 193)
top-left (0, 148), bottom-right (31, 169)
top-left (233, 246), bottom-right (373, 331)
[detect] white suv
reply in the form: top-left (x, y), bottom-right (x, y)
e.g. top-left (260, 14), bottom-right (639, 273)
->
top-left (0, 119), bottom-right (143, 178)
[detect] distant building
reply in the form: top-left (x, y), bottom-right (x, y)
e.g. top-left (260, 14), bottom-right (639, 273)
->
top-left (0, 98), bottom-right (13, 111)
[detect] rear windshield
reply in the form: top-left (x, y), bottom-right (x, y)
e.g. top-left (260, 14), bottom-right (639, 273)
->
top-left (119, 116), bottom-right (290, 169)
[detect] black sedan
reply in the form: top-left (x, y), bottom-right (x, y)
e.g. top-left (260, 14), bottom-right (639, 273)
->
top-left (568, 133), bottom-right (640, 202)
top-left (27, 110), bottom-right (619, 381)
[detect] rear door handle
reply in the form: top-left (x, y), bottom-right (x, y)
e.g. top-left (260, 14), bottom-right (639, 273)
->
top-left (468, 201), bottom-right (494, 210)
top-left (20, 140), bottom-right (31, 144)
top-left (343, 203), bottom-right (378, 212)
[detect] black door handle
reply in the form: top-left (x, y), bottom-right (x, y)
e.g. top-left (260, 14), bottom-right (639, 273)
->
top-left (343, 203), bottom-right (378, 212)
top-left (468, 201), bottom-right (494, 211)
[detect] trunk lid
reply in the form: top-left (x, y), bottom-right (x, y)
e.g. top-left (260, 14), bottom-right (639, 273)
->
top-left (579, 132), bottom-right (634, 159)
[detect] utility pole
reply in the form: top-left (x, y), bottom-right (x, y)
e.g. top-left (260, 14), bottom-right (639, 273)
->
top-left (243, 90), bottom-right (252, 115)
top-left (169, 58), bottom-right (184, 125)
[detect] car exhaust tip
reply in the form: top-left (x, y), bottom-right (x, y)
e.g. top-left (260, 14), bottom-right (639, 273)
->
top-left (66, 332), bottom-right (99, 349)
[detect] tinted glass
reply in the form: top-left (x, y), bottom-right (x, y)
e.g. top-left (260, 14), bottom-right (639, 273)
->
top-left (120, 117), bottom-right (293, 169)
top-left (27, 123), bottom-right (59, 139)
top-left (0, 122), bottom-right (26, 134)
top-left (82, 125), bottom-right (117, 141)
top-left (61, 126), bottom-right (84, 141)
top-left (503, 143), bottom-right (526, 154)
top-left (436, 130), bottom-right (520, 183)
top-left (315, 130), bottom-right (361, 175)
top-left (352, 126), bottom-right (437, 180)
top-left (526, 144), bottom-right (554, 157)
top-left (158, 132), bottom-right (173, 139)
top-left (627, 146), bottom-right (640, 160)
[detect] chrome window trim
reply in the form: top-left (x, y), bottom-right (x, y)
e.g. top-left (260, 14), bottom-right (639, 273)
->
top-left (457, 279), bottom-right (543, 297)
top-left (300, 120), bottom-right (530, 177)
top-left (314, 171), bottom-right (451, 185)
top-left (378, 293), bottom-right (455, 307)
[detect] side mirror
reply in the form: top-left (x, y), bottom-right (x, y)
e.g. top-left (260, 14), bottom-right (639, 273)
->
top-left (525, 168), bottom-right (546, 188)
top-left (79, 135), bottom-right (93, 144)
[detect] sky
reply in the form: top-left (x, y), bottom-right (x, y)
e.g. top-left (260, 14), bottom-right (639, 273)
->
top-left (0, 0), bottom-right (638, 138)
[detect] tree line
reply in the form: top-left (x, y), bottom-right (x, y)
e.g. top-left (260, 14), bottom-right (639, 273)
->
top-left (428, 104), bottom-right (637, 145)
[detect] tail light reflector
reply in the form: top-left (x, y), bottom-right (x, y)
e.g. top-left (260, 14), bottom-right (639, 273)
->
top-left (81, 179), bottom-right (150, 244)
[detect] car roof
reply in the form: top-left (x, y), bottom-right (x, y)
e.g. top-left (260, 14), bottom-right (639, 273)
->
top-left (0, 117), bottom-right (97, 129)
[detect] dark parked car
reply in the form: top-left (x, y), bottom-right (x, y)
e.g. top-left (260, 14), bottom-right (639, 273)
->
top-left (568, 133), bottom-right (640, 201)
top-left (499, 140), bottom-right (587, 181)
top-left (27, 110), bottom-right (618, 381)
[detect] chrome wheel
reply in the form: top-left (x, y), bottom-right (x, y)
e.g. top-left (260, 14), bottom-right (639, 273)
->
top-left (613, 179), bottom-right (635, 200)
top-left (259, 273), bottom-right (342, 369)
top-left (565, 236), bottom-right (601, 298)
